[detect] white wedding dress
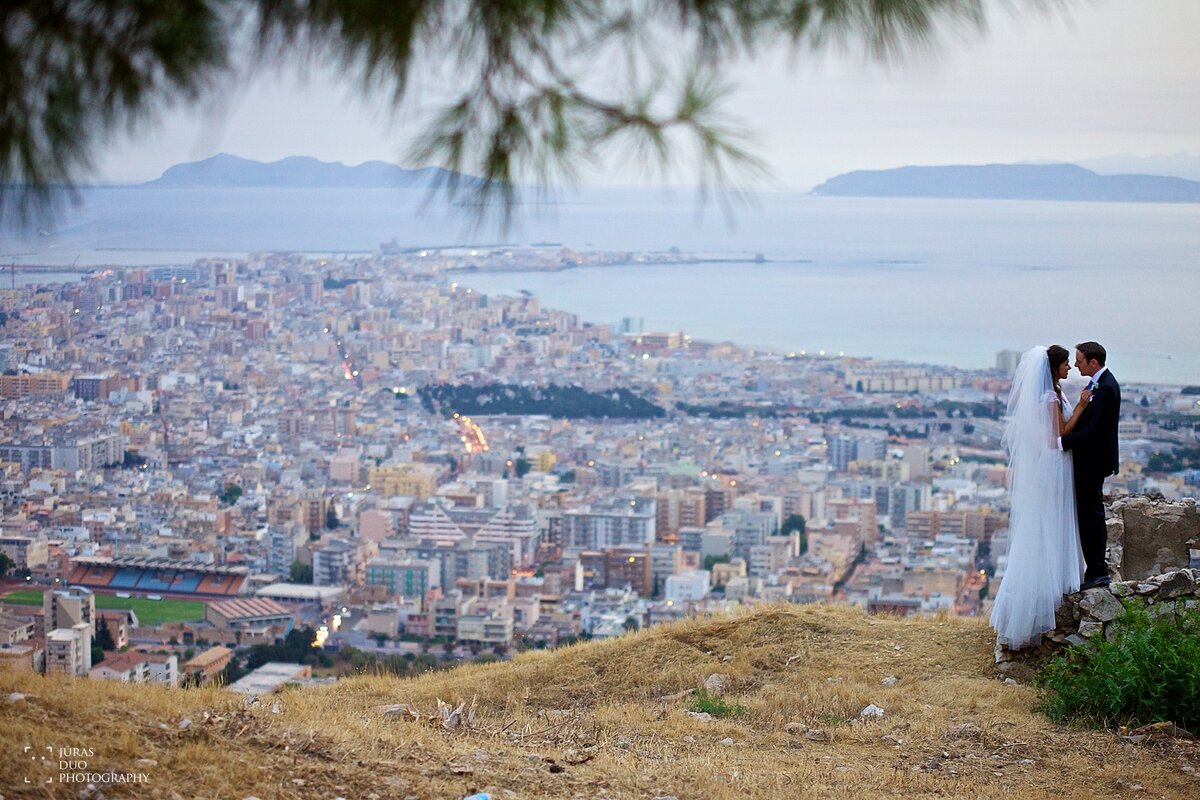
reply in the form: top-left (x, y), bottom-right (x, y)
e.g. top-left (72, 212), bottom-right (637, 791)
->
top-left (990, 346), bottom-right (1086, 649)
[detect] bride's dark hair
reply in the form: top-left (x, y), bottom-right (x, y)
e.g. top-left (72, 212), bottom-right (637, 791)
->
top-left (1047, 344), bottom-right (1069, 397)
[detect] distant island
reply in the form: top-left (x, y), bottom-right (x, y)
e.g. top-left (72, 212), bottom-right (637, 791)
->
top-left (810, 163), bottom-right (1200, 203)
top-left (144, 153), bottom-right (483, 189)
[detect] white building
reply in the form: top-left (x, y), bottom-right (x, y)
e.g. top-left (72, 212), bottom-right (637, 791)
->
top-left (664, 570), bottom-right (711, 604)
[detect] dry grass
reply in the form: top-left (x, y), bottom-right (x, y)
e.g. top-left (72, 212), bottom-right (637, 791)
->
top-left (3, 603), bottom-right (1198, 799)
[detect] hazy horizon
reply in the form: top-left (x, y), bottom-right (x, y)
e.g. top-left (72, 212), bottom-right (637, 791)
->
top-left (88, 0), bottom-right (1200, 192)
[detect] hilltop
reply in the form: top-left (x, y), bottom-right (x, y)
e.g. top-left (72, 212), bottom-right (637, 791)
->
top-left (811, 163), bottom-right (1200, 203)
top-left (144, 153), bottom-right (482, 189)
top-left (3, 604), bottom-right (1195, 798)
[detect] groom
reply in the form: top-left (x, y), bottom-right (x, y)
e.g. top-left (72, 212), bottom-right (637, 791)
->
top-left (1061, 341), bottom-right (1121, 589)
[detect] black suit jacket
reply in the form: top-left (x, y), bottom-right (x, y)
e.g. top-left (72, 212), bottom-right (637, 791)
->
top-left (1062, 369), bottom-right (1121, 481)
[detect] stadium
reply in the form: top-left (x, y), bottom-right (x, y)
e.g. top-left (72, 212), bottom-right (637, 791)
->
top-left (66, 556), bottom-right (248, 599)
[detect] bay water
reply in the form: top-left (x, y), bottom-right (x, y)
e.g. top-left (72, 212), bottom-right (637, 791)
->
top-left (6, 187), bottom-right (1197, 384)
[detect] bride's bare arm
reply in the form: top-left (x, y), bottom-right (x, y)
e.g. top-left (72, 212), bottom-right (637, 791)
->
top-left (1061, 389), bottom-right (1092, 436)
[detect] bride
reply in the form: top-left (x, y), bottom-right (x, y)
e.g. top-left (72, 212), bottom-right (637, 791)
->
top-left (990, 345), bottom-right (1090, 649)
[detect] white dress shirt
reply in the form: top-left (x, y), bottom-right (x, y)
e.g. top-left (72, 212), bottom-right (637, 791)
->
top-left (1058, 366), bottom-right (1106, 449)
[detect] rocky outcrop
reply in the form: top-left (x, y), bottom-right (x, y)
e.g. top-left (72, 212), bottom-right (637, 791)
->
top-left (996, 496), bottom-right (1200, 679)
top-left (1109, 496), bottom-right (1199, 581)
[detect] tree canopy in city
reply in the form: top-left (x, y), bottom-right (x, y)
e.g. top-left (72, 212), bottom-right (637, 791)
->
top-left (0, 1), bottom-right (1062, 224)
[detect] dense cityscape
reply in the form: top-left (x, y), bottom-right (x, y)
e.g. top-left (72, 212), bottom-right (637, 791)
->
top-left (2, 247), bottom-right (1198, 691)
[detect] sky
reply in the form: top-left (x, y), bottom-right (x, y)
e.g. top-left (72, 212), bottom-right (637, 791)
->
top-left (96, 0), bottom-right (1200, 191)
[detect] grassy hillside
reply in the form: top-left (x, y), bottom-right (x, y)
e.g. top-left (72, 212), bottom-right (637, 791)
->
top-left (3, 604), bottom-right (1196, 799)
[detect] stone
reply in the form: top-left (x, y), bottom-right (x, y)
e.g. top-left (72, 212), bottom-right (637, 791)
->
top-left (686, 711), bottom-right (713, 721)
top-left (1077, 620), bottom-right (1104, 638)
top-left (6, 692), bottom-right (25, 703)
top-left (1155, 570), bottom-right (1195, 599)
top-left (719, 737), bottom-right (735, 746)
top-left (1106, 515), bottom-right (1125, 543)
top-left (1065, 634), bottom-right (1088, 647)
top-left (134, 759), bottom-right (157, 768)
top-left (784, 722), bottom-right (805, 735)
top-left (178, 718), bottom-right (192, 731)
top-left (804, 729), bottom-right (828, 741)
top-left (1120, 497), bottom-right (1199, 580)
top-left (1054, 600), bottom-right (1079, 629)
top-left (947, 723), bottom-right (982, 740)
top-left (1112, 779), bottom-right (1144, 791)
top-left (703, 673), bottom-right (729, 695)
top-left (859, 704), bottom-right (885, 718)
top-left (1135, 582), bottom-right (1159, 595)
top-left (1079, 588), bottom-right (1125, 622)
top-left (1110, 580), bottom-right (1135, 597)
top-left (881, 675), bottom-right (898, 686)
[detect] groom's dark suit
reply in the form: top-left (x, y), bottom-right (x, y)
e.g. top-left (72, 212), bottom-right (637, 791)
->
top-left (1061, 368), bottom-right (1121, 581)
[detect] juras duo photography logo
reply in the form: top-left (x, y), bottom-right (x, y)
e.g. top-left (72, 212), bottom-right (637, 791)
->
top-left (23, 744), bottom-right (151, 785)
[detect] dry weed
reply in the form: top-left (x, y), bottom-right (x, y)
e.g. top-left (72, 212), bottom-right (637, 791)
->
top-left (2, 603), bottom-right (1197, 798)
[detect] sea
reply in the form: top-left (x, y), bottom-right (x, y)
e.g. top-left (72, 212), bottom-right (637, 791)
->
top-left (4, 186), bottom-right (1198, 385)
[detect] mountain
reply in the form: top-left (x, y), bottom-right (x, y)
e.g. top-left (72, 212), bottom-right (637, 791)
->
top-left (1074, 152), bottom-right (1200, 182)
top-left (145, 153), bottom-right (483, 189)
top-left (811, 163), bottom-right (1200, 203)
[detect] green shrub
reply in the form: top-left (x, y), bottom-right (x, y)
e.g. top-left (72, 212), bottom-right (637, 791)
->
top-left (688, 690), bottom-right (748, 718)
top-left (1037, 600), bottom-right (1200, 731)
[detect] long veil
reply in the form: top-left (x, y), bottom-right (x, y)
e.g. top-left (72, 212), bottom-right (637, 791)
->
top-left (990, 346), bottom-right (1085, 648)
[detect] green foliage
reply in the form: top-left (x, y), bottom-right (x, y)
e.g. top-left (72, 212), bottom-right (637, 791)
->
top-left (420, 382), bottom-right (665, 419)
top-left (675, 401), bottom-right (804, 418)
top-left (782, 513), bottom-right (807, 553)
top-left (121, 450), bottom-right (148, 469)
top-left (1146, 447), bottom-right (1200, 474)
top-left (245, 626), bottom-right (324, 671)
top-left (703, 554), bottom-right (730, 572)
top-left (689, 690), bottom-right (748, 718)
top-left (95, 617), bottom-right (116, 651)
top-left (289, 560), bottom-right (313, 584)
top-left (219, 653), bottom-right (245, 686)
top-left (218, 483), bottom-right (243, 506)
top-left (781, 513), bottom-right (806, 535)
top-left (90, 644), bottom-right (105, 667)
top-left (0, 0), bottom-right (228, 224)
top-left (2, 0), bottom-right (1012, 224)
top-left (0, 552), bottom-right (14, 575)
top-left (1037, 601), bottom-right (1200, 731)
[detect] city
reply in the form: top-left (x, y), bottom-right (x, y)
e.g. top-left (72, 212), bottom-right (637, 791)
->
top-left (1, 247), bottom-right (1198, 690)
